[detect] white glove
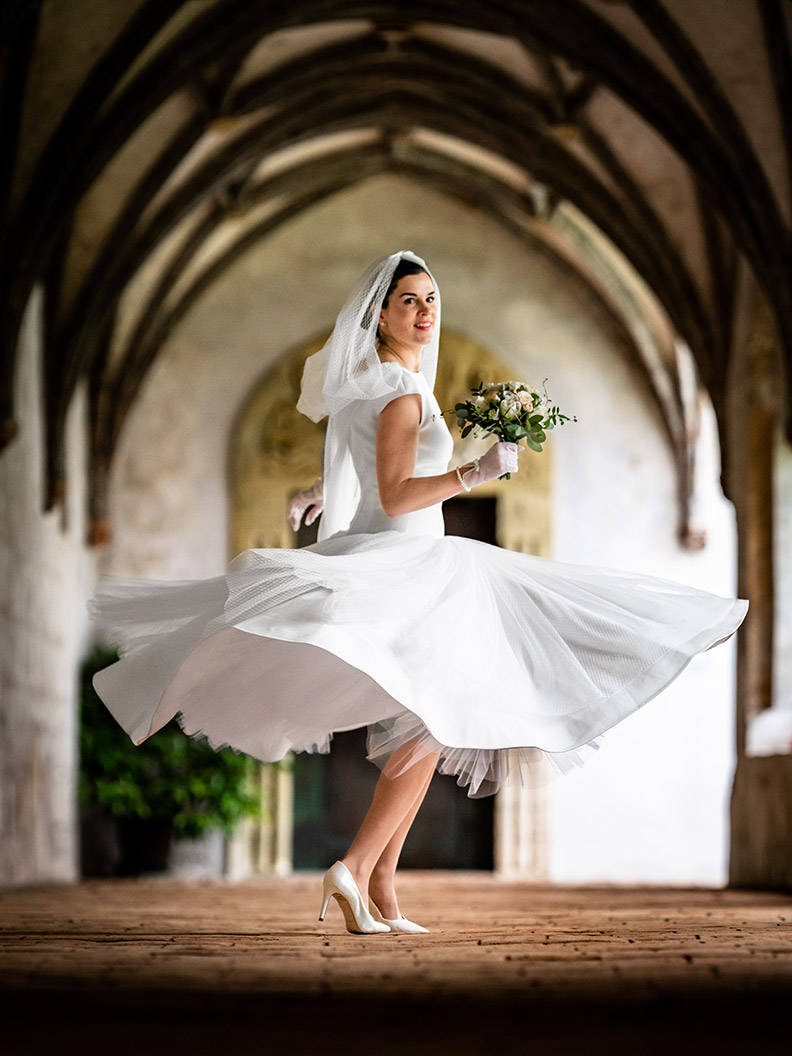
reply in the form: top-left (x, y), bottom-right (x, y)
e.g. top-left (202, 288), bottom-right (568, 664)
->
top-left (458, 442), bottom-right (519, 491)
top-left (287, 478), bottom-right (324, 531)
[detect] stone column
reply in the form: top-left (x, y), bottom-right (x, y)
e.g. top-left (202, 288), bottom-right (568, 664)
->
top-left (0, 288), bottom-right (95, 886)
top-left (226, 760), bottom-right (294, 878)
top-left (727, 269), bottom-right (792, 890)
top-left (494, 781), bottom-right (549, 879)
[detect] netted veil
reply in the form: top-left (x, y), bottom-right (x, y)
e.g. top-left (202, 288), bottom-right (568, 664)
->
top-left (296, 250), bottom-right (440, 540)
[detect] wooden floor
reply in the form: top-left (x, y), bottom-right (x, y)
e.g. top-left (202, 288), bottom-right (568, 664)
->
top-left (1, 872), bottom-right (791, 1054)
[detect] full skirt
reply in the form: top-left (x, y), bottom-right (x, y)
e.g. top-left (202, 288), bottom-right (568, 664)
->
top-left (89, 531), bottom-right (748, 796)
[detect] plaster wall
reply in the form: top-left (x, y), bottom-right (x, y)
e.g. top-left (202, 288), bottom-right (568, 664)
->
top-left (547, 396), bottom-right (739, 884)
top-left (663, 0), bottom-right (790, 224)
top-left (586, 90), bottom-right (708, 286)
top-left (0, 288), bottom-right (96, 885)
top-left (589, 0), bottom-right (790, 226)
top-left (13, 0), bottom-right (149, 210)
top-left (106, 175), bottom-right (739, 884)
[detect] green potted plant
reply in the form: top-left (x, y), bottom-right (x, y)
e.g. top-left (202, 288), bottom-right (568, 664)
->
top-left (79, 646), bottom-right (260, 875)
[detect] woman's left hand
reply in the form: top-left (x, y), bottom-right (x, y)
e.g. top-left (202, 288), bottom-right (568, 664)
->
top-left (287, 478), bottom-right (324, 532)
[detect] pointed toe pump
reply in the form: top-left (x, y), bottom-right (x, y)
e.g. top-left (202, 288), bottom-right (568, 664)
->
top-left (318, 861), bottom-right (390, 934)
top-left (369, 898), bottom-right (429, 934)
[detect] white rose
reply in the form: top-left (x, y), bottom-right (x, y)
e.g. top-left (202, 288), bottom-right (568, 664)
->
top-left (500, 392), bottom-right (523, 420)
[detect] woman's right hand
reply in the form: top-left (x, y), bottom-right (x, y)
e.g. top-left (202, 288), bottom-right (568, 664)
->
top-left (461, 442), bottom-right (520, 489)
top-left (287, 478), bottom-right (324, 532)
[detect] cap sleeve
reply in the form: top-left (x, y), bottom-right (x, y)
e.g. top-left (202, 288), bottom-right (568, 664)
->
top-left (375, 365), bottom-right (427, 424)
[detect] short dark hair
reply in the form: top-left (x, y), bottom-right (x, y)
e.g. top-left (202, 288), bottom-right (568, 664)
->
top-left (361, 259), bottom-right (431, 334)
top-left (381, 259), bottom-right (429, 309)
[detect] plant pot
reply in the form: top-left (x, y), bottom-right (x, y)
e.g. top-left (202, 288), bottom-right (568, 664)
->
top-left (168, 830), bottom-right (226, 879)
top-left (116, 816), bottom-right (174, 876)
top-left (79, 803), bottom-right (122, 877)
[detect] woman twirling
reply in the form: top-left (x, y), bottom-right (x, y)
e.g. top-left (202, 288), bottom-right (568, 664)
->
top-left (89, 251), bottom-right (748, 935)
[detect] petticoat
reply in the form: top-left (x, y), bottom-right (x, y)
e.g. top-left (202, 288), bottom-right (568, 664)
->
top-left (89, 529), bottom-right (748, 797)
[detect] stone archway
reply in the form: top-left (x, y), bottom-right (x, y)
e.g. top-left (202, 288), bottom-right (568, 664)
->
top-left (228, 330), bottom-right (553, 876)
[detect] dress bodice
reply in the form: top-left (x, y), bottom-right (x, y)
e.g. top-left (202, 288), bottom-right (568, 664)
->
top-left (344, 365), bottom-right (454, 537)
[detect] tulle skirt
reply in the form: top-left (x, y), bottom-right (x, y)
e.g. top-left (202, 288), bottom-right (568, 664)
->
top-left (89, 530), bottom-right (748, 796)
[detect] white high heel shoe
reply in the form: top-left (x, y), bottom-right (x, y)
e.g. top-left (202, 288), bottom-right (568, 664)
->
top-left (318, 861), bottom-right (390, 934)
top-left (369, 898), bottom-right (429, 934)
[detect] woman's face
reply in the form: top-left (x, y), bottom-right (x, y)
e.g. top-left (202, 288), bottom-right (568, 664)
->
top-left (378, 272), bottom-right (436, 349)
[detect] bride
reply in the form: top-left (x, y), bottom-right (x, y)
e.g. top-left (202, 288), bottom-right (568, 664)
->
top-left (89, 251), bottom-right (748, 936)
top-left (293, 254), bottom-right (518, 934)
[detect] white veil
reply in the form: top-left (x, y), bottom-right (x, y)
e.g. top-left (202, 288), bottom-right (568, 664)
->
top-left (296, 250), bottom-right (440, 540)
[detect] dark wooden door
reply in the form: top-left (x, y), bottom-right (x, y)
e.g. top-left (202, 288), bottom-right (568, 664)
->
top-left (292, 497), bottom-right (495, 870)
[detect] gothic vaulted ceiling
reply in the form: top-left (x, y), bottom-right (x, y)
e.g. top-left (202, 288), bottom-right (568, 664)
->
top-left (1, 0), bottom-right (790, 534)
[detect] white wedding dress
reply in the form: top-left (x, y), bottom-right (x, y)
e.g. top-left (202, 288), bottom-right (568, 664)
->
top-left (90, 364), bottom-right (748, 796)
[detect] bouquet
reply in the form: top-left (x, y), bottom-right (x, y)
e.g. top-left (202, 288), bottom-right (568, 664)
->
top-left (453, 380), bottom-right (576, 477)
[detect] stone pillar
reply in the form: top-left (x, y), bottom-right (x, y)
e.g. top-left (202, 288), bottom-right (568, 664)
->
top-left (226, 761), bottom-right (294, 878)
top-left (773, 435), bottom-right (792, 721)
top-left (494, 781), bottom-right (549, 879)
top-left (0, 288), bottom-right (95, 886)
top-left (727, 270), bottom-right (792, 890)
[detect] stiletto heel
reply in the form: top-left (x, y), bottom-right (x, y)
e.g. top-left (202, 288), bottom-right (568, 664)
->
top-left (369, 898), bottom-right (429, 934)
top-left (318, 861), bottom-right (390, 934)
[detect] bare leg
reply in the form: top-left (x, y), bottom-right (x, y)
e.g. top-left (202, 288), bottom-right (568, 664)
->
top-left (369, 766), bottom-right (434, 919)
top-left (341, 743), bottom-right (438, 906)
